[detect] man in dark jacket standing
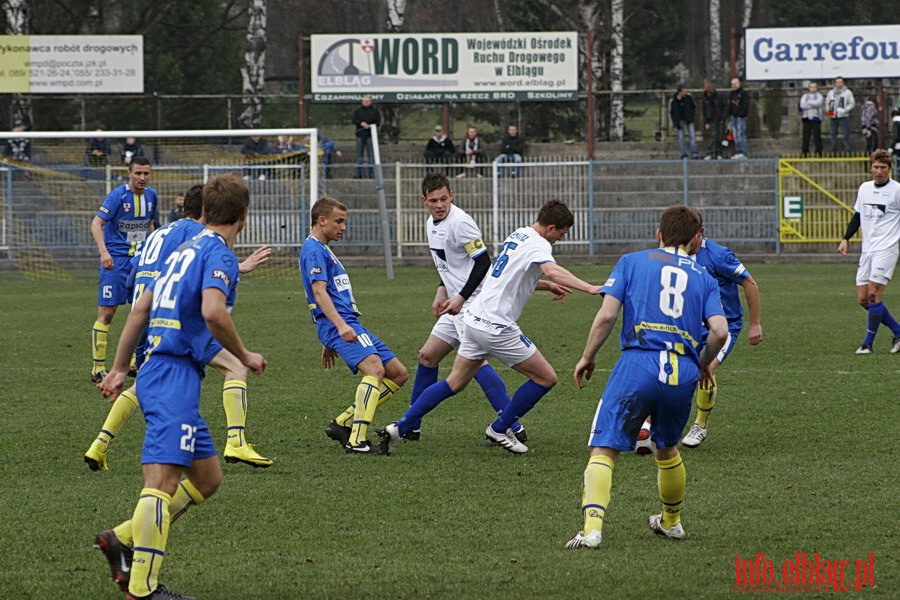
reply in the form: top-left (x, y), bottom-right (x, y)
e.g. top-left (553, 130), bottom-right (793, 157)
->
top-left (497, 124), bottom-right (525, 177)
top-left (352, 96), bottom-right (381, 178)
top-left (670, 85), bottom-right (699, 159)
top-left (701, 81), bottom-right (727, 160)
top-left (728, 78), bottom-right (750, 159)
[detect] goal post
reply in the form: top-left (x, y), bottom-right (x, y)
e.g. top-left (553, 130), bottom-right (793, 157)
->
top-left (0, 128), bottom-right (319, 280)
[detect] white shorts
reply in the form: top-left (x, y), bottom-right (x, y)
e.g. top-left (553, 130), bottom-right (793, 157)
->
top-left (430, 313), bottom-right (463, 348)
top-left (856, 247), bottom-right (899, 286)
top-left (458, 322), bottom-right (537, 367)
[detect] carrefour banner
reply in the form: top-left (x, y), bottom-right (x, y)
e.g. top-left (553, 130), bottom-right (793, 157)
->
top-left (311, 32), bottom-right (578, 102)
top-left (0, 35), bottom-right (143, 93)
top-left (746, 25), bottom-right (900, 80)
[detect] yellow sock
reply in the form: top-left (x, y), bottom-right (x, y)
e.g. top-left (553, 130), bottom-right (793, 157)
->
top-left (335, 404), bottom-right (355, 427)
top-left (377, 377), bottom-right (401, 407)
top-left (348, 375), bottom-right (380, 447)
top-left (694, 375), bottom-right (717, 428)
top-left (222, 380), bottom-right (248, 448)
top-left (581, 454), bottom-right (615, 533)
top-left (92, 321), bottom-right (109, 374)
top-left (90, 390), bottom-right (140, 456)
top-left (170, 478), bottom-right (205, 524)
top-left (656, 453), bottom-right (686, 529)
top-left (129, 488), bottom-right (172, 597)
top-left (113, 520), bottom-right (134, 549)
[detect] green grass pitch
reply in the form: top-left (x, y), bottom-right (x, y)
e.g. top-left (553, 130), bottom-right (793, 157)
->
top-left (0, 262), bottom-right (896, 598)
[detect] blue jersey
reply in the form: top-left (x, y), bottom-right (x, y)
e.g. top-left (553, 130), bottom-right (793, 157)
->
top-left (96, 184), bottom-right (158, 257)
top-left (133, 218), bottom-right (206, 301)
top-left (145, 229), bottom-right (239, 368)
top-left (601, 247), bottom-right (724, 363)
top-left (299, 236), bottom-right (359, 322)
top-left (694, 237), bottom-right (749, 322)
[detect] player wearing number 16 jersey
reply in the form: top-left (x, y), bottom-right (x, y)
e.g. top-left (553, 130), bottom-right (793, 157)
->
top-left (378, 200), bottom-right (602, 456)
top-left (566, 205), bottom-right (727, 549)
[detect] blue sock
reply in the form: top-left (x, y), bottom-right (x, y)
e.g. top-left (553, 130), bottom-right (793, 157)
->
top-left (406, 364), bottom-right (439, 430)
top-left (396, 380), bottom-right (455, 437)
top-left (474, 364), bottom-right (524, 433)
top-left (491, 380), bottom-right (552, 432)
top-left (880, 304), bottom-right (900, 337)
top-left (863, 302), bottom-right (884, 347)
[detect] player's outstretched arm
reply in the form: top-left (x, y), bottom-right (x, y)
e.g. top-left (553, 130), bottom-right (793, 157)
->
top-left (536, 279), bottom-right (572, 302)
top-left (740, 275), bottom-right (763, 345)
top-left (239, 246), bottom-right (272, 274)
top-left (574, 295), bottom-right (621, 388)
top-left (202, 288), bottom-right (266, 375)
top-left (540, 262), bottom-right (602, 295)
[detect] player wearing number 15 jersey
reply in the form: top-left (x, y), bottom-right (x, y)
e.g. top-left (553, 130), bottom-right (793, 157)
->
top-left (378, 200), bottom-right (602, 456)
top-left (566, 205), bottom-right (727, 550)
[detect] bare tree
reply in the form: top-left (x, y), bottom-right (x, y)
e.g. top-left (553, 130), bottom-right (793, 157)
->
top-left (708, 0), bottom-right (723, 85)
top-left (2, 0), bottom-right (32, 129)
top-left (493, 0), bottom-right (505, 31)
top-left (378, 0), bottom-right (406, 143)
top-left (239, 0), bottom-right (267, 128)
top-left (737, 0), bottom-right (752, 77)
top-left (609, 0), bottom-right (624, 141)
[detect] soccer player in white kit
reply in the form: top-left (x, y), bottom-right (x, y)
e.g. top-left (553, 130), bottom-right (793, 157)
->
top-left (837, 149), bottom-right (900, 354)
top-left (379, 200), bottom-right (602, 455)
top-left (401, 173), bottom-right (525, 442)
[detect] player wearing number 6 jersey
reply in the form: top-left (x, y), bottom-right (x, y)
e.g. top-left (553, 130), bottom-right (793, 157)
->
top-left (378, 200), bottom-right (602, 456)
top-left (566, 205), bottom-right (727, 550)
top-left (300, 197), bottom-right (409, 455)
top-left (94, 173), bottom-right (266, 599)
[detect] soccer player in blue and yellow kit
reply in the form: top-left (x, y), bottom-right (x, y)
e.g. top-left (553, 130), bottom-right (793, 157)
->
top-left (90, 156), bottom-right (158, 382)
top-left (300, 197), bottom-right (408, 454)
top-left (680, 231), bottom-right (762, 448)
top-left (94, 173), bottom-right (266, 599)
top-left (566, 205), bottom-right (728, 549)
top-left (85, 184), bottom-right (272, 472)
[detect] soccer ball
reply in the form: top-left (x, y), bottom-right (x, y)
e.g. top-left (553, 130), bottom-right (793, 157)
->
top-left (634, 428), bottom-right (653, 455)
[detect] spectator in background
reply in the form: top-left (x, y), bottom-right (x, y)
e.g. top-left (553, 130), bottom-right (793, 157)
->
top-left (461, 125), bottom-right (486, 167)
top-left (120, 137), bottom-right (144, 167)
top-left (168, 193), bottom-right (185, 223)
top-left (299, 133), bottom-right (343, 179)
top-left (352, 95), bottom-right (381, 179)
top-left (275, 135), bottom-right (296, 154)
top-left (424, 125), bottom-right (456, 164)
top-left (727, 78), bottom-right (750, 159)
top-left (670, 85), bottom-right (700, 159)
top-left (3, 126), bottom-right (31, 163)
top-left (860, 96), bottom-right (879, 155)
top-left (85, 130), bottom-right (112, 166)
top-left (799, 82), bottom-right (824, 157)
top-left (701, 81), bottom-right (727, 160)
top-left (241, 135), bottom-right (271, 181)
top-left (497, 123), bottom-right (525, 177)
top-left (826, 76), bottom-right (855, 154)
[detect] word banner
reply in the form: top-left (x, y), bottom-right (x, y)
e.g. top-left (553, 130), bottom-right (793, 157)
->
top-left (745, 25), bottom-right (900, 80)
top-left (0, 35), bottom-right (143, 93)
top-left (311, 32), bottom-right (578, 103)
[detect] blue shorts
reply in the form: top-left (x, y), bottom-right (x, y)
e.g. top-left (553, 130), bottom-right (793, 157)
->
top-left (98, 255), bottom-right (134, 306)
top-left (136, 356), bottom-right (217, 467)
top-left (316, 317), bottom-right (396, 373)
top-left (702, 321), bottom-right (743, 364)
top-left (588, 350), bottom-right (699, 451)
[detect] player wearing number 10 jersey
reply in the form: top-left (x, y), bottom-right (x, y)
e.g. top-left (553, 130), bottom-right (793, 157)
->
top-left (566, 205), bottom-right (727, 550)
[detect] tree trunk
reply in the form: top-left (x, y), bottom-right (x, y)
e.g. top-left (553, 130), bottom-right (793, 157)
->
top-left (609, 0), bottom-right (624, 141)
top-left (2, 0), bottom-right (33, 129)
top-left (239, 0), bottom-right (267, 129)
top-left (379, 0), bottom-right (406, 143)
top-left (708, 0), bottom-right (723, 86)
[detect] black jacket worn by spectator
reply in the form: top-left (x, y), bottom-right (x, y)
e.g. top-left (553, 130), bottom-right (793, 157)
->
top-left (499, 133), bottom-right (525, 156)
top-left (352, 105), bottom-right (381, 139)
top-left (702, 90), bottom-right (728, 125)
top-left (669, 93), bottom-right (697, 128)
top-left (728, 88), bottom-right (750, 119)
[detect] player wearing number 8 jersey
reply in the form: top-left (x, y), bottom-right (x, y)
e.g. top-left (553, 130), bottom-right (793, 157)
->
top-left (378, 200), bottom-right (602, 456)
top-left (300, 197), bottom-right (408, 455)
top-left (566, 205), bottom-right (727, 549)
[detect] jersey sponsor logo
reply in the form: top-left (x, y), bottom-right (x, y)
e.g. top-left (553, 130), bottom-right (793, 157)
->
top-left (308, 266), bottom-right (322, 275)
top-left (149, 317), bottom-right (181, 329)
top-left (118, 219), bottom-right (151, 232)
top-left (212, 269), bottom-right (232, 287)
top-left (334, 274), bottom-right (351, 291)
top-left (603, 277), bottom-right (616, 287)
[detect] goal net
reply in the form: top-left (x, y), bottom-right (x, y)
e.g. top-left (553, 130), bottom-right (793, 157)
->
top-left (0, 128), bottom-right (319, 281)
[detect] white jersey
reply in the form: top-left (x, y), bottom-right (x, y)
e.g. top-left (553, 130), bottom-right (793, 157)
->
top-left (464, 226), bottom-right (555, 332)
top-left (854, 178), bottom-right (900, 253)
top-left (427, 204), bottom-right (488, 298)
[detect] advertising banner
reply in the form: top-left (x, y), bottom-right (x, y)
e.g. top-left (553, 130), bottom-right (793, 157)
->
top-left (745, 25), bottom-right (900, 80)
top-left (311, 32), bottom-right (578, 102)
top-left (0, 35), bottom-right (143, 93)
